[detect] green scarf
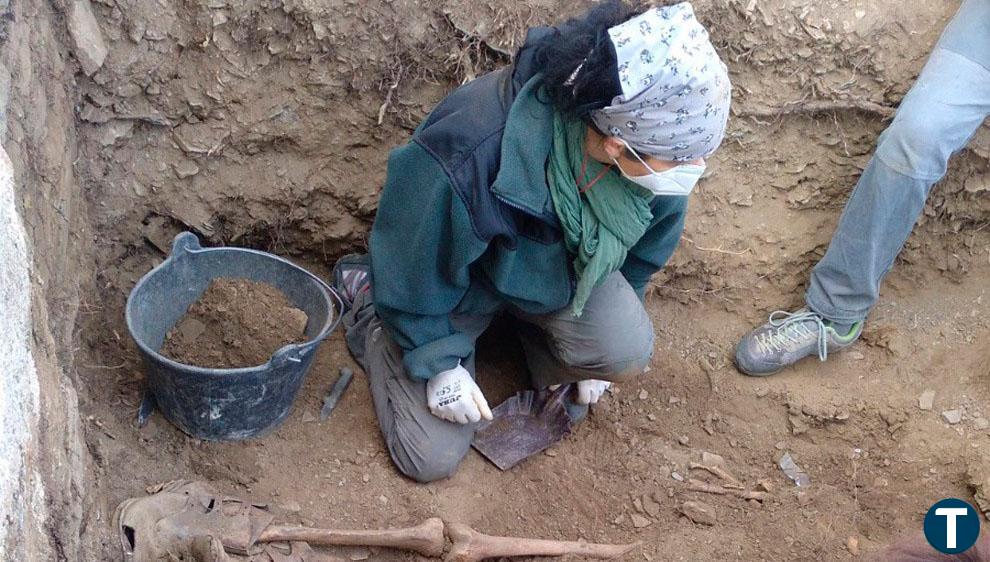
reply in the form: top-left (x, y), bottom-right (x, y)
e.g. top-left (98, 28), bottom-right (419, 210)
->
top-left (547, 111), bottom-right (655, 317)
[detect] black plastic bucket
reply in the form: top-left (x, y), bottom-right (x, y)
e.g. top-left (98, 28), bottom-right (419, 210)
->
top-left (125, 232), bottom-right (343, 441)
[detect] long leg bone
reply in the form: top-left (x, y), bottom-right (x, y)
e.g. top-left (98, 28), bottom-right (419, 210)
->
top-left (257, 517), bottom-right (445, 557)
top-left (445, 522), bottom-right (640, 562)
top-left (686, 478), bottom-right (768, 502)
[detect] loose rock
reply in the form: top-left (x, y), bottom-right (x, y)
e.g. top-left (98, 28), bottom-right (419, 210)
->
top-left (67, 0), bottom-right (109, 76)
top-left (175, 159), bottom-right (200, 179)
top-left (942, 409), bottom-right (963, 425)
top-left (701, 452), bottom-right (725, 467)
top-left (846, 536), bottom-right (859, 556)
top-left (918, 390), bottom-right (935, 411)
top-left (680, 501), bottom-right (716, 526)
top-left (643, 494), bottom-right (661, 517)
top-left (630, 514), bottom-right (651, 528)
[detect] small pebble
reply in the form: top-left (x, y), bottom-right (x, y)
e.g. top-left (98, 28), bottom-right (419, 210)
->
top-left (639, 389), bottom-right (649, 400)
top-left (643, 495), bottom-right (661, 517)
top-left (918, 390), bottom-right (935, 411)
top-left (671, 471), bottom-right (684, 482)
top-left (942, 409), bottom-right (963, 425)
top-left (974, 418), bottom-right (990, 430)
top-left (630, 514), bottom-right (652, 528)
top-left (701, 452), bottom-right (725, 467)
top-left (174, 159), bottom-right (200, 179)
top-left (677, 435), bottom-right (690, 446)
top-left (847, 536), bottom-right (860, 556)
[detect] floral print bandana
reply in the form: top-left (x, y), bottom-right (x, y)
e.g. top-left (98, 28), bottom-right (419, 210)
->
top-left (590, 2), bottom-right (731, 162)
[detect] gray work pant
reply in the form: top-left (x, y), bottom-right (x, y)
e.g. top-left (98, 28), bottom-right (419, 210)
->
top-left (805, 0), bottom-right (990, 324)
top-left (342, 272), bottom-right (653, 483)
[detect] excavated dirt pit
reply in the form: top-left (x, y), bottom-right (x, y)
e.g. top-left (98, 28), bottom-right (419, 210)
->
top-left (70, 0), bottom-right (990, 560)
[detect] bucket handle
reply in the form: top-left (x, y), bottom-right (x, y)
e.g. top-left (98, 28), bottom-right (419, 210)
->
top-left (269, 271), bottom-right (344, 366)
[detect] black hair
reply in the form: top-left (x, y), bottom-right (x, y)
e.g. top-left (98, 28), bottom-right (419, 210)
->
top-left (532, 0), bottom-right (648, 123)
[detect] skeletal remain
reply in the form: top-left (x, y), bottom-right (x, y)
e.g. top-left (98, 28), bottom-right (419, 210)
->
top-left (688, 462), bottom-right (744, 488)
top-left (257, 517), bottom-right (445, 557)
top-left (686, 478), bottom-right (768, 502)
top-left (445, 522), bottom-right (639, 562)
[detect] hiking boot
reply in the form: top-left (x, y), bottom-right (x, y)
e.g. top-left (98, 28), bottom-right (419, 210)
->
top-left (734, 308), bottom-right (863, 377)
top-left (331, 253), bottom-right (371, 311)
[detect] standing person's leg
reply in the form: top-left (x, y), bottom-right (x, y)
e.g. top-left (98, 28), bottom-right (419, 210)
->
top-left (735, 2), bottom-right (990, 376)
top-left (513, 271), bottom-right (654, 390)
top-left (808, 61), bottom-right (990, 323)
top-left (342, 289), bottom-right (491, 483)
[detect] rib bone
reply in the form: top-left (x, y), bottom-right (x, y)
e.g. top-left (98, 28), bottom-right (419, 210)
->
top-left (445, 522), bottom-right (639, 562)
top-left (257, 517), bottom-right (445, 557)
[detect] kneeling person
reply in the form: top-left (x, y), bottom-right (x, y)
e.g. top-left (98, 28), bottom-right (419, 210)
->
top-left (336, 1), bottom-right (731, 482)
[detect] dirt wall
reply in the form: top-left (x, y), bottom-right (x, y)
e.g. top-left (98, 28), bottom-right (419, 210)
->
top-left (0, 0), bottom-right (97, 558)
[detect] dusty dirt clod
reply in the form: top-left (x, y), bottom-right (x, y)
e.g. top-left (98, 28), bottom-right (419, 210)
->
top-left (160, 278), bottom-right (308, 369)
top-left (680, 501), bottom-right (717, 526)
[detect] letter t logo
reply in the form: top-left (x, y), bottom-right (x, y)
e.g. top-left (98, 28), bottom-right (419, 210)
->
top-left (936, 507), bottom-right (969, 549)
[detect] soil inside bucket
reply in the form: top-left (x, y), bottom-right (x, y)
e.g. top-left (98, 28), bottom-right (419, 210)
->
top-left (160, 278), bottom-right (309, 369)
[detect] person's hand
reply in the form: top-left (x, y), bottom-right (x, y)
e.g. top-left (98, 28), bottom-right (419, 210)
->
top-left (576, 379), bottom-right (611, 405)
top-left (427, 364), bottom-right (493, 424)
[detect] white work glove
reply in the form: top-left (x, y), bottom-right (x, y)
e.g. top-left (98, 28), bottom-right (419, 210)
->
top-left (427, 364), bottom-right (493, 424)
top-left (576, 379), bottom-right (611, 405)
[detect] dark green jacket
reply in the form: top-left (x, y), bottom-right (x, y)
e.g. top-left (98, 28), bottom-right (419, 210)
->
top-left (370, 29), bottom-right (687, 380)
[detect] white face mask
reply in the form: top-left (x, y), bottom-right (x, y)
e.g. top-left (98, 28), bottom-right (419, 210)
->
top-left (611, 140), bottom-right (706, 197)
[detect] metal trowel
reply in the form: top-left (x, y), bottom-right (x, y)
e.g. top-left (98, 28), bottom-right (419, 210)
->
top-left (472, 384), bottom-right (576, 470)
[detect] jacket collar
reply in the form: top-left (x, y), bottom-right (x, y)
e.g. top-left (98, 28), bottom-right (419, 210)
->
top-left (490, 75), bottom-right (557, 220)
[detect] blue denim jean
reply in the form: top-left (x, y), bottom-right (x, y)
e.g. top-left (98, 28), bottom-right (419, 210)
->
top-left (805, 0), bottom-right (990, 324)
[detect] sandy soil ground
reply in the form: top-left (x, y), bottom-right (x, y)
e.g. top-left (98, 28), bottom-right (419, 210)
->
top-left (70, 0), bottom-right (990, 560)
